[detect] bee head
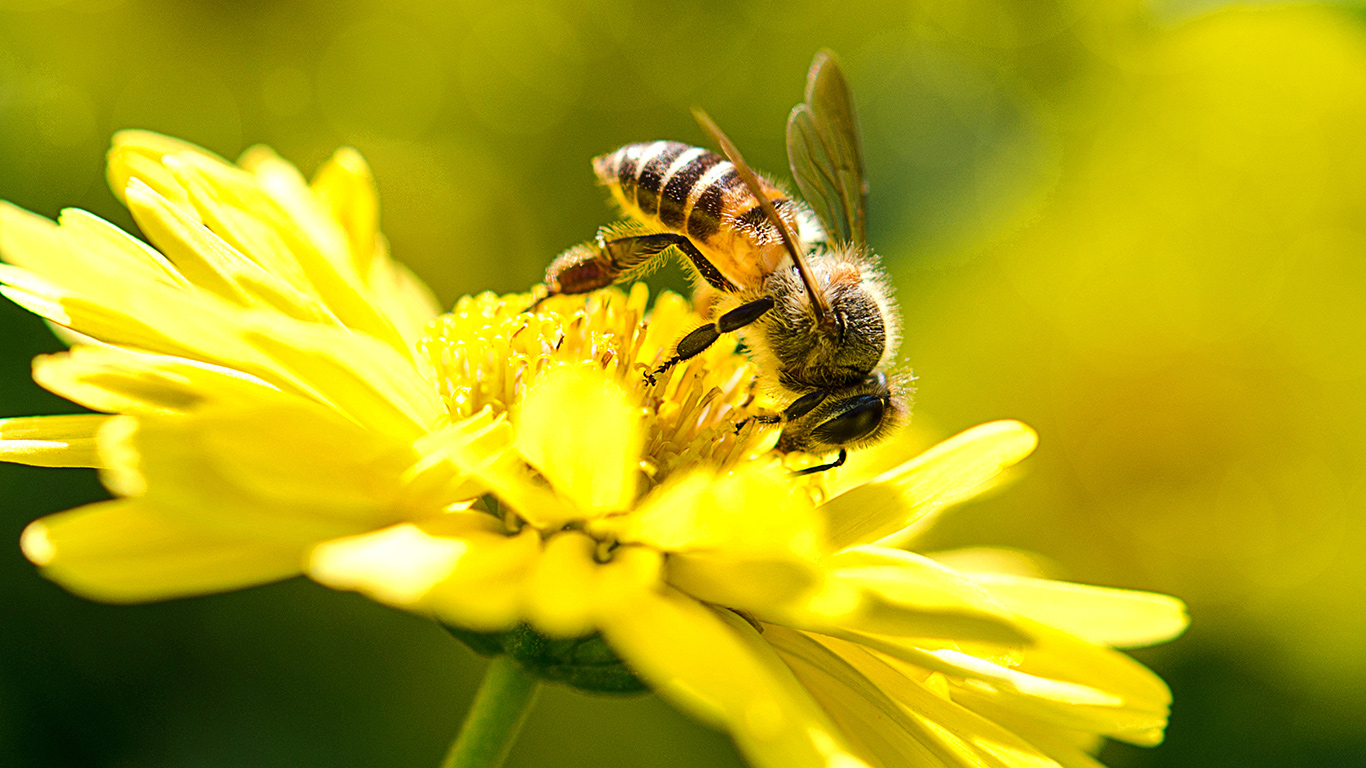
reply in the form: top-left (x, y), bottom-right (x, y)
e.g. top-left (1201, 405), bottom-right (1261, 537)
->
top-left (779, 370), bottom-right (910, 454)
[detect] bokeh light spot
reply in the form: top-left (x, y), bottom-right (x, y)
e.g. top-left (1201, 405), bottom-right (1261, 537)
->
top-left (317, 20), bottom-right (445, 140)
top-left (110, 68), bottom-right (242, 156)
top-left (456, 5), bottom-right (584, 136)
top-left (262, 66), bottom-right (311, 118)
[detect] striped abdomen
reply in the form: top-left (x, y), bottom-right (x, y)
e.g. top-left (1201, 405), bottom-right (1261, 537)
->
top-left (592, 140), bottom-right (798, 288)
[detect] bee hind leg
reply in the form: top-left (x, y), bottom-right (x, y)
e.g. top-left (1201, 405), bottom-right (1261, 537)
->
top-left (536, 232), bottom-right (738, 316)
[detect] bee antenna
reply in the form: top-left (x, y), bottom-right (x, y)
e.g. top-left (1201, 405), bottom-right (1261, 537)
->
top-left (692, 108), bottom-right (832, 326)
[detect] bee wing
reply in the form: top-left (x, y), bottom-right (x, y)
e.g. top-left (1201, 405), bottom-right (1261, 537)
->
top-left (786, 49), bottom-right (868, 248)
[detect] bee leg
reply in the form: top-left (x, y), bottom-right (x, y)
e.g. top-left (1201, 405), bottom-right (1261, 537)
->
top-left (540, 233), bottom-right (738, 307)
top-left (650, 234), bottom-right (739, 294)
top-left (793, 448), bottom-right (847, 476)
top-left (734, 412), bottom-right (780, 434)
top-left (651, 297), bottom-right (775, 381)
top-left (735, 388), bottom-right (829, 434)
top-left (736, 389), bottom-right (827, 433)
top-left (524, 285), bottom-right (554, 313)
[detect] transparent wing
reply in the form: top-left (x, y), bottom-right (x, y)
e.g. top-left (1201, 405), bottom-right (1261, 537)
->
top-left (786, 49), bottom-right (868, 248)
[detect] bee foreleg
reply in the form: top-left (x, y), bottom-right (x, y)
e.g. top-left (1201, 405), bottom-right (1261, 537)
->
top-left (650, 296), bottom-right (774, 382)
top-left (735, 390), bottom-right (825, 434)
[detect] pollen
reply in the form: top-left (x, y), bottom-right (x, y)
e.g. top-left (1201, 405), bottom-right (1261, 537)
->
top-left (418, 284), bottom-right (779, 488)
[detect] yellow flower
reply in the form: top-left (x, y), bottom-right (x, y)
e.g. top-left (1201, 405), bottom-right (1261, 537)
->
top-left (1, 134), bottom-right (1188, 768)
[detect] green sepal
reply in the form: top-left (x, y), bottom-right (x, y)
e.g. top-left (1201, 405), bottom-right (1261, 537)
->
top-left (443, 623), bottom-right (647, 695)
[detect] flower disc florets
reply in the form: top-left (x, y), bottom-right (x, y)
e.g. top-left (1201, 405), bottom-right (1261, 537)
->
top-left (421, 285), bottom-right (783, 485)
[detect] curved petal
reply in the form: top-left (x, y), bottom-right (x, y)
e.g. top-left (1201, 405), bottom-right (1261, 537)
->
top-left (1, 414), bottom-right (108, 468)
top-left (596, 465), bottom-right (827, 613)
top-left (161, 151), bottom-right (411, 355)
top-left (309, 514), bottom-right (540, 633)
top-left (769, 626), bottom-right (1068, 768)
top-left (33, 346), bottom-right (281, 417)
top-left (0, 262), bottom-right (333, 404)
top-left (100, 399), bottom-right (444, 544)
top-left (308, 148), bottom-right (443, 343)
top-left (125, 177), bottom-right (334, 321)
top-left (21, 499), bottom-right (303, 602)
top-left (0, 202), bottom-right (181, 298)
top-left (365, 242), bottom-right (443, 347)
top-left (822, 421), bottom-right (1038, 550)
top-left (821, 633), bottom-right (1075, 768)
top-left (771, 546), bottom-right (1032, 648)
top-left (240, 316), bottom-right (445, 439)
top-left (840, 619), bottom-right (1172, 746)
top-left (966, 573), bottom-right (1189, 649)
top-left (516, 365), bottom-right (642, 516)
top-left (598, 587), bottom-right (870, 768)
top-left (238, 145), bottom-right (354, 278)
top-left (309, 147), bottom-right (380, 274)
top-left (523, 530), bottom-right (603, 638)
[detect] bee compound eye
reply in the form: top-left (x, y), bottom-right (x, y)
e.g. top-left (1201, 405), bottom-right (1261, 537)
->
top-left (811, 394), bottom-right (886, 447)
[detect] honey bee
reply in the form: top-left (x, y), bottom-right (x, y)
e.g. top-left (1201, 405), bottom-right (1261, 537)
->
top-left (538, 50), bottom-right (908, 473)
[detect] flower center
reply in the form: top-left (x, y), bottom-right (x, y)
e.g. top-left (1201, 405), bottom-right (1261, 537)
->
top-left (419, 285), bottom-right (777, 490)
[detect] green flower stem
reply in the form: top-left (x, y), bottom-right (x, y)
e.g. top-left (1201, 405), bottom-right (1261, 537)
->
top-left (441, 656), bottom-right (541, 768)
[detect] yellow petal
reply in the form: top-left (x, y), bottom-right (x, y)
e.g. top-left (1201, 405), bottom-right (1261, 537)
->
top-left (365, 240), bottom-right (443, 348)
top-left (850, 620), bottom-right (1172, 745)
top-left (0, 262), bottom-right (329, 403)
top-left (0, 414), bottom-right (108, 468)
top-left (241, 316), bottom-right (444, 439)
top-left (107, 130), bottom-right (224, 209)
top-left (595, 465), bottom-right (825, 612)
top-left (0, 203), bottom-right (178, 303)
top-left (308, 522), bottom-right (469, 604)
top-left (606, 465), bottom-right (821, 554)
top-left (967, 573), bottom-right (1189, 648)
top-left (125, 178), bottom-right (333, 321)
top-left (21, 499), bottom-right (302, 602)
top-left (928, 547), bottom-right (1057, 579)
top-left (769, 625), bottom-right (1065, 768)
top-left (791, 546), bottom-right (1031, 648)
top-left (524, 531), bottom-right (602, 638)
top-left (822, 421), bottom-right (1038, 550)
top-left (937, 620), bottom-right (1172, 746)
top-left (309, 147), bottom-right (380, 275)
top-left (33, 346), bottom-right (281, 417)
top-left (164, 151), bottom-right (412, 355)
top-left (762, 625), bottom-right (960, 767)
top-left (109, 132), bottom-right (417, 358)
top-left (422, 533), bottom-right (542, 633)
top-left (238, 145), bottom-right (354, 278)
top-left (101, 400), bottom-right (433, 544)
top-left (598, 588), bottom-right (870, 768)
top-left (667, 551), bottom-right (821, 617)
top-left (817, 633), bottom-right (1067, 768)
top-left (56, 208), bottom-right (186, 287)
top-left (421, 410), bottom-right (582, 529)
top-left (516, 365), bottom-right (642, 515)
top-left (968, 716), bottom-right (1108, 768)
top-left (309, 514), bottom-right (540, 633)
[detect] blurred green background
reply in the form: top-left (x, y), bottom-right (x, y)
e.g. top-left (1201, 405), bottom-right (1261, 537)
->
top-left (3, 0), bottom-right (1365, 765)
